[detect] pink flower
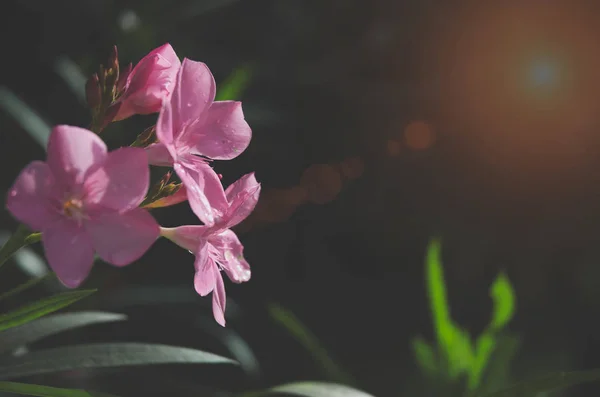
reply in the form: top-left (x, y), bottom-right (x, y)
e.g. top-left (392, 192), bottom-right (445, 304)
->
top-left (145, 58), bottom-right (252, 226)
top-left (160, 173), bottom-right (260, 326)
top-left (6, 125), bottom-right (160, 288)
top-left (113, 43), bottom-right (181, 121)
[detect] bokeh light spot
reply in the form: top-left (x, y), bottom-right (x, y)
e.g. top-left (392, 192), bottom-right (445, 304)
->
top-left (404, 121), bottom-right (435, 150)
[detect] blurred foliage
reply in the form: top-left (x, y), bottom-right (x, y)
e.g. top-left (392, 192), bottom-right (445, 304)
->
top-left (411, 239), bottom-right (518, 395)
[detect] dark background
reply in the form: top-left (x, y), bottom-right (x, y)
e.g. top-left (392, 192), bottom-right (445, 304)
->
top-left (1, 1), bottom-right (600, 396)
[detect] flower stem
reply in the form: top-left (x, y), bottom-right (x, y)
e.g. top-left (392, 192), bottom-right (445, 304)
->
top-left (0, 224), bottom-right (42, 271)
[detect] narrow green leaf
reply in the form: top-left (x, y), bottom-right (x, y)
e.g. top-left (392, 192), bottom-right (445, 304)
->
top-left (425, 239), bottom-right (454, 361)
top-left (477, 369), bottom-right (600, 397)
top-left (0, 273), bottom-right (53, 302)
top-left (0, 225), bottom-right (39, 270)
top-left (447, 326), bottom-right (475, 379)
top-left (411, 336), bottom-right (438, 376)
top-left (0, 381), bottom-right (120, 397)
top-left (0, 311), bottom-right (127, 354)
top-left (215, 65), bottom-right (253, 101)
top-left (467, 333), bottom-right (497, 390)
top-left (244, 382), bottom-right (375, 397)
top-left (0, 87), bottom-right (51, 147)
top-left (489, 273), bottom-right (515, 331)
top-left (0, 290), bottom-right (96, 332)
top-left (477, 334), bottom-right (521, 395)
top-left (268, 303), bottom-right (354, 386)
top-left (0, 343), bottom-right (237, 379)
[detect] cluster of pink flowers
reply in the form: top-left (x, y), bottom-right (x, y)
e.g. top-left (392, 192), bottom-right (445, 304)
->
top-left (5, 44), bottom-right (260, 326)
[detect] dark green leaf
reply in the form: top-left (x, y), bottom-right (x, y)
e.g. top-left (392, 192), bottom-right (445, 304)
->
top-left (268, 303), bottom-right (354, 385)
top-left (489, 273), bottom-right (515, 331)
top-left (0, 343), bottom-right (237, 379)
top-left (477, 334), bottom-right (521, 395)
top-left (0, 381), bottom-right (120, 397)
top-left (478, 369), bottom-right (600, 397)
top-left (245, 382), bottom-right (375, 397)
top-left (0, 274), bottom-right (53, 302)
top-left (0, 311), bottom-right (127, 354)
top-left (0, 290), bottom-right (96, 332)
top-left (411, 336), bottom-right (438, 376)
top-left (0, 225), bottom-right (38, 271)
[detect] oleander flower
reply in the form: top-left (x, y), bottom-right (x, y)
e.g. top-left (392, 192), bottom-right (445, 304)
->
top-left (6, 125), bottom-right (159, 287)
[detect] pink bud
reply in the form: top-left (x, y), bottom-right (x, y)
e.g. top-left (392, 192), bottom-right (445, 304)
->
top-left (113, 44), bottom-right (181, 121)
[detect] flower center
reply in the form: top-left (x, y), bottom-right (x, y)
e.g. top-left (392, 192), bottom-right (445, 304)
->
top-left (63, 198), bottom-right (85, 220)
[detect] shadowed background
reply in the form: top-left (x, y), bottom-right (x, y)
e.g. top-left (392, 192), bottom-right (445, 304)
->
top-left (1, 1), bottom-right (600, 396)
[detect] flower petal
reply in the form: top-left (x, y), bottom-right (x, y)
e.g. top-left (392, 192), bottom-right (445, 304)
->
top-left (210, 229), bottom-right (251, 284)
top-left (84, 147), bottom-right (150, 212)
top-left (42, 220), bottom-right (95, 288)
top-left (166, 59), bottom-right (216, 142)
top-left (46, 125), bottom-right (107, 188)
top-left (86, 208), bottom-right (159, 266)
top-left (194, 241), bottom-right (216, 296)
top-left (115, 43), bottom-right (181, 121)
top-left (187, 101), bottom-right (252, 160)
top-left (222, 172), bottom-right (261, 229)
top-left (145, 142), bottom-right (174, 166)
top-left (6, 161), bottom-right (61, 231)
top-left (161, 225), bottom-right (207, 252)
top-left (174, 156), bottom-right (227, 226)
top-left (211, 268), bottom-right (227, 326)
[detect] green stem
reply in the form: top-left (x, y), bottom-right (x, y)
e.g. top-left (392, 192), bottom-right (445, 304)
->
top-left (0, 224), bottom-right (42, 270)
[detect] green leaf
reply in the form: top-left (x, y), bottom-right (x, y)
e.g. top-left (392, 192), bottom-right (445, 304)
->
top-left (0, 343), bottom-right (237, 379)
top-left (446, 325), bottom-right (475, 379)
top-left (244, 382), bottom-right (375, 397)
top-left (268, 303), bottom-right (354, 386)
top-left (489, 273), bottom-right (515, 331)
top-left (215, 65), bottom-right (253, 101)
top-left (0, 290), bottom-right (96, 332)
top-left (0, 225), bottom-right (40, 271)
top-left (477, 334), bottom-right (521, 395)
top-left (411, 336), bottom-right (438, 376)
top-left (0, 311), bottom-right (127, 354)
top-left (467, 333), bottom-right (497, 390)
top-left (0, 381), bottom-right (120, 397)
top-left (477, 369), bottom-right (600, 397)
top-left (0, 273), bottom-right (53, 302)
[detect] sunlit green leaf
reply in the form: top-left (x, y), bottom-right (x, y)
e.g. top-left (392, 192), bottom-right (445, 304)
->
top-left (215, 65), bottom-right (253, 101)
top-left (468, 333), bottom-right (497, 390)
top-left (0, 381), bottom-right (120, 397)
top-left (0, 343), bottom-right (237, 379)
top-left (489, 273), bottom-right (515, 331)
top-left (447, 326), bottom-right (475, 379)
top-left (268, 303), bottom-right (354, 385)
top-left (245, 382), bottom-right (375, 397)
top-left (411, 336), bottom-right (438, 376)
top-left (477, 369), bottom-right (600, 397)
top-left (0, 290), bottom-right (96, 332)
top-left (0, 311), bottom-right (126, 354)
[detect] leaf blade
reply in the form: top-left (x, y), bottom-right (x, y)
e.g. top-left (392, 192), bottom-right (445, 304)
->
top-left (245, 382), bottom-right (375, 397)
top-left (0, 290), bottom-right (96, 332)
top-left (0, 343), bottom-right (237, 380)
top-left (0, 381), bottom-right (120, 397)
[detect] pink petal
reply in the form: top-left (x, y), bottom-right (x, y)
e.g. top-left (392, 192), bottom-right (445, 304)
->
top-left (166, 59), bottom-right (216, 142)
top-left (211, 268), bottom-right (227, 326)
top-left (187, 101), bottom-right (252, 160)
top-left (222, 172), bottom-right (261, 229)
top-left (46, 125), bottom-right (107, 188)
top-left (86, 208), bottom-right (159, 266)
top-left (84, 147), bottom-right (150, 212)
top-left (42, 220), bottom-right (95, 288)
top-left (115, 43), bottom-right (181, 121)
top-left (194, 241), bottom-right (217, 296)
top-left (161, 225), bottom-right (207, 252)
top-left (6, 161), bottom-right (61, 231)
top-left (210, 229), bottom-right (251, 283)
top-left (145, 142), bottom-right (174, 166)
top-left (174, 156), bottom-right (227, 226)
